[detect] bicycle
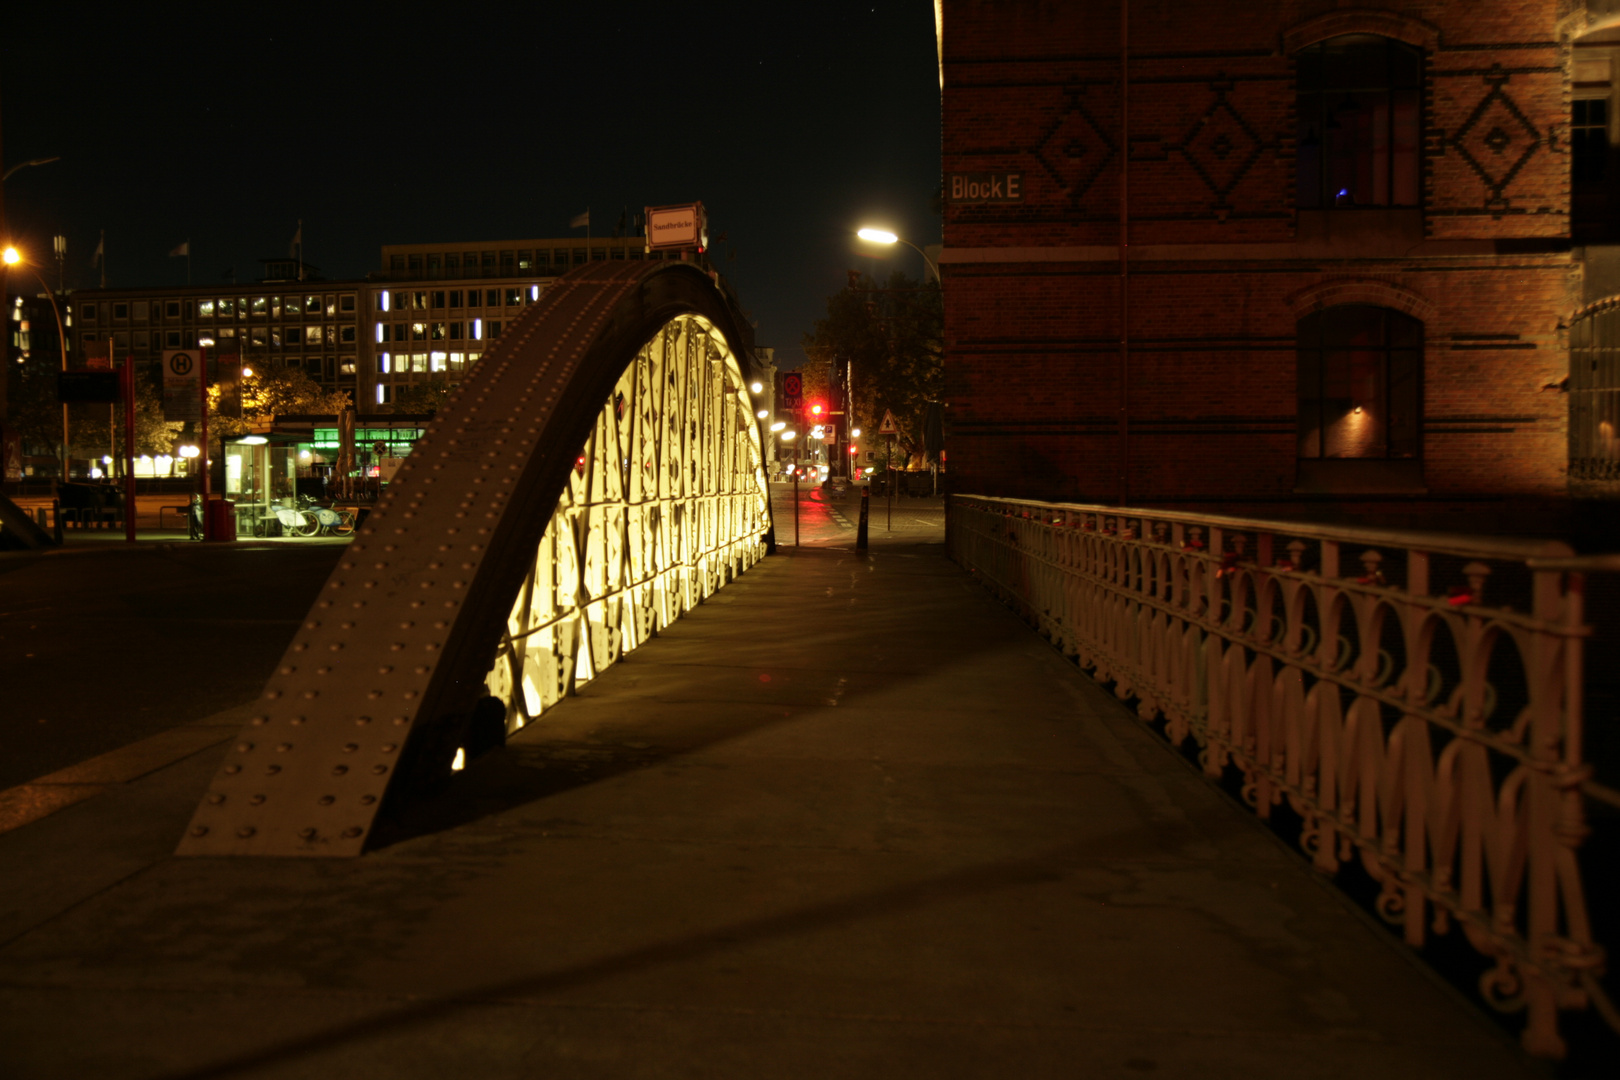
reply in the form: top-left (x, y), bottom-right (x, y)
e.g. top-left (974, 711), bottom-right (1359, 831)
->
top-left (273, 505), bottom-right (320, 537)
top-left (312, 506), bottom-right (356, 536)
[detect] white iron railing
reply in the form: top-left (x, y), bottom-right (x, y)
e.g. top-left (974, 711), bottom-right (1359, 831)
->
top-left (948, 494), bottom-right (1617, 1059)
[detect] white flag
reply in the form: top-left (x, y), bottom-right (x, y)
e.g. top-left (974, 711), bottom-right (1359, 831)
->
top-left (169, 241), bottom-right (189, 257)
top-left (569, 209), bottom-right (589, 229)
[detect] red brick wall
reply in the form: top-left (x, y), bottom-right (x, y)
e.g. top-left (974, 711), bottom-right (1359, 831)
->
top-left (941, 0), bottom-right (1576, 512)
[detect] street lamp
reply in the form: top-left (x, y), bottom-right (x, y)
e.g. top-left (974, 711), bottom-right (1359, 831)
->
top-left (856, 226), bottom-right (940, 284)
top-left (4, 244), bottom-right (72, 479)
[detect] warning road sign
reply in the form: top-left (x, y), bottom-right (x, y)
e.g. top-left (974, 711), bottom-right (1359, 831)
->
top-left (877, 409), bottom-right (900, 436)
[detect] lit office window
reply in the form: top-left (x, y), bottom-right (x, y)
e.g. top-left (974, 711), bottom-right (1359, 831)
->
top-left (376, 323), bottom-right (385, 343)
top-left (376, 291), bottom-right (390, 312)
top-left (377, 384), bottom-right (386, 404)
top-left (430, 351), bottom-right (446, 372)
top-left (472, 318), bottom-right (482, 340)
top-left (411, 353), bottom-right (427, 373)
top-left (380, 352), bottom-right (391, 373)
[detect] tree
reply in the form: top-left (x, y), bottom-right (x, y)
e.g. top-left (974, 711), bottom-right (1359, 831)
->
top-left (389, 375), bottom-right (454, 415)
top-left (802, 270), bottom-right (942, 461)
top-left (210, 364), bottom-right (352, 441)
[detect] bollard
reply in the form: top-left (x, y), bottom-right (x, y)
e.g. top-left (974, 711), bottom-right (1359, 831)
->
top-left (857, 486), bottom-right (870, 549)
top-left (51, 499), bottom-right (63, 545)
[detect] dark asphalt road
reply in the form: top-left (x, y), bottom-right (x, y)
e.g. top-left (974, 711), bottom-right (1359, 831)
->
top-left (0, 542), bottom-right (345, 790)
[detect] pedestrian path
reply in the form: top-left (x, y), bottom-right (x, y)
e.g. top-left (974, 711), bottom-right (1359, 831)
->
top-left (0, 543), bottom-right (1536, 1079)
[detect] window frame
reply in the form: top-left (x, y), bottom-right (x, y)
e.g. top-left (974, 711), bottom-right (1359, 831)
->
top-left (1296, 304), bottom-right (1424, 463)
top-left (1295, 34), bottom-right (1423, 209)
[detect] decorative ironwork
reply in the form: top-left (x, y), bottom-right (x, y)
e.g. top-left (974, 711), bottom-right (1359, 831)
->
top-left (176, 263), bottom-right (771, 858)
top-left (950, 495), bottom-right (1616, 1059)
top-left (483, 314), bottom-right (769, 731)
top-left (1569, 295), bottom-right (1620, 485)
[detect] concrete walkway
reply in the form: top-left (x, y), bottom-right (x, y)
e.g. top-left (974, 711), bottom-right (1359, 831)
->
top-left (0, 543), bottom-right (1539, 1079)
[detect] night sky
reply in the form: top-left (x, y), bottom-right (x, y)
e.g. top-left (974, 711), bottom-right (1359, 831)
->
top-left (2, 1), bottom-right (941, 369)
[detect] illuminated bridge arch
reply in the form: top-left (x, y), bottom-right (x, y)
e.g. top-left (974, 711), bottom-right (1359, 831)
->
top-left (179, 261), bottom-right (773, 856)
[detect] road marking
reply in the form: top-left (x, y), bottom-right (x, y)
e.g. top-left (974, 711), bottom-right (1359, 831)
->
top-left (0, 711), bottom-right (249, 836)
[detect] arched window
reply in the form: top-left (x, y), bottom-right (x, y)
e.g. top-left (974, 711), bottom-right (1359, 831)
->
top-left (1297, 306), bottom-right (1421, 460)
top-left (1296, 35), bottom-right (1421, 208)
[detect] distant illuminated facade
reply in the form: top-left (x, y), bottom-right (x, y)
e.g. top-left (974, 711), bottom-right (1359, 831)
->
top-left (64, 237), bottom-right (732, 417)
top-left (365, 237), bottom-right (685, 409)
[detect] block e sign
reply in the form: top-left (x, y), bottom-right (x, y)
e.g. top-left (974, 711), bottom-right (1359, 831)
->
top-left (947, 172), bottom-right (1023, 203)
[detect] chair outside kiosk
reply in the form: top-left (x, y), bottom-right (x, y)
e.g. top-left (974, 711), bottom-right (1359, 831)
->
top-left (223, 435), bottom-right (297, 536)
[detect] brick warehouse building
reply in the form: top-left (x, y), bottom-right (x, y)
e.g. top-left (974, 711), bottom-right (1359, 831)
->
top-left (939, 1), bottom-right (1620, 531)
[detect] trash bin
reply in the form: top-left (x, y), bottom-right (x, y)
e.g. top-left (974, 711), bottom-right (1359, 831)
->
top-left (206, 498), bottom-right (237, 542)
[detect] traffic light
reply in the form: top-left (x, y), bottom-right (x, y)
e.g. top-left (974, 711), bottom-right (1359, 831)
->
top-left (809, 402), bottom-right (824, 418)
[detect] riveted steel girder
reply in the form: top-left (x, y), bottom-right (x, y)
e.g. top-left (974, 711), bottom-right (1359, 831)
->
top-left (176, 262), bottom-right (772, 856)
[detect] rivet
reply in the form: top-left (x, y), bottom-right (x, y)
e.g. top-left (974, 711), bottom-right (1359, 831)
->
top-left (360, 795), bottom-right (378, 806)
top-left (342, 827), bottom-right (364, 839)
top-left (190, 825), bottom-right (209, 837)
top-left (251, 716), bottom-right (268, 726)
top-left (329, 643), bottom-right (343, 651)
top-left (372, 764), bottom-right (389, 775)
top-left (266, 764), bottom-right (281, 775)
top-left (403, 690), bottom-right (418, 700)
top-left (237, 742), bottom-right (254, 753)
top-left (329, 582), bottom-right (343, 589)
top-left (391, 643), bottom-right (405, 651)
top-left (305, 620), bottom-right (321, 629)
top-left (318, 795), bottom-right (335, 805)
top-left (224, 764), bottom-right (242, 775)
top-left (344, 743), bottom-right (359, 753)
top-left (356, 716), bottom-right (372, 725)
top-left (317, 666), bottom-right (331, 675)
top-left (353, 601), bottom-right (365, 608)
top-left (341, 562), bottom-right (354, 570)
top-left (434, 621), bottom-right (447, 629)
top-left (303, 690), bottom-right (319, 699)
top-left (392, 717), bottom-right (407, 725)
top-left (378, 665), bottom-right (393, 674)
top-left (318, 601), bottom-right (331, 608)
top-left (414, 665), bottom-right (429, 674)
top-left (410, 600), bottom-right (423, 608)
top-left (399, 621), bottom-right (414, 629)
top-left (237, 827), bottom-right (256, 838)
top-left (425, 643), bottom-right (439, 651)
top-left (207, 793), bottom-right (225, 804)
top-left (381, 744), bottom-right (398, 753)
top-left (298, 827), bottom-right (316, 839)
top-left (368, 690), bottom-right (382, 699)
top-left (290, 716), bottom-right (305, 725)
top-left (249, 794), bottom-right (266, 805)
top-left (333, 765), bottom-right (349, 776)
top-left (341, 621), bottom-right (354, 629)
top-left (277, 743), bottom-right (292, 752)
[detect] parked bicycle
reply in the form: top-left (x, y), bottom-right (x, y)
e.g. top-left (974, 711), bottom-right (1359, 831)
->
top-left (271, 498), bottom-right (357, 538)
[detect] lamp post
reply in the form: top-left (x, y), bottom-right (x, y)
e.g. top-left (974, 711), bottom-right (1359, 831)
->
top-left (3, 245), bottom-right (71, 479)
top-left (856, 227), bottom-right (940, 284)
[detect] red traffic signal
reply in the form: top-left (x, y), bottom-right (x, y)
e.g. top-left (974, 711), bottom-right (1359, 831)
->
top-left (809, 402), bottom-right (824, 417)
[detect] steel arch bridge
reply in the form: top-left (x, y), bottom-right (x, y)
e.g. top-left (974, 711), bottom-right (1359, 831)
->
top-left (178, 261), bottom-right (774, 856)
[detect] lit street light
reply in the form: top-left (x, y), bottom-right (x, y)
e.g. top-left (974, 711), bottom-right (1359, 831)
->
top-left (857, 226), bottom-right (940, 284)
top-left (4, 244), bottom-right (72, 478)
